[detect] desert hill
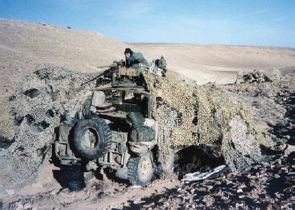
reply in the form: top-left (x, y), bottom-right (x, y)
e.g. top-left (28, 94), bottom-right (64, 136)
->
top-left (0, 19), bottom-right (127, 102)
top-left (1, 18), bottom-right (295, 102)
top-left (129, 42), bottom-right (295, 84)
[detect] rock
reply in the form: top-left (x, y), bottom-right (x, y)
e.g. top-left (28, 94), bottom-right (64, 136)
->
top-left (5, 189), bottom-right (14, 195)
top-left (50, 189), bottom-right (61, 195)
top-left (284, 144), bottom-right (295, 156)
top-left (15, 203), bottom-right (24, 210)
top-left (31, 202), bottom-right (39, 209)
top-left (235, 70), bottom-right (247, 84)
top-left (237, 189), bottom-right (243, 194)
top-left (263, 68), bottom-right (281, 82)
top-left (133, 198), bottom-right (143, 204)
top-left (273, 203), bottom-right (281, 210)
top-left (235, 68), bottom-right (282, 84)
top-left (267, 204), bottom-right (272, 210)
top-left (23, 202), bottom-right (31, 209)
top-left (202, 195), bottom-right (214, 206)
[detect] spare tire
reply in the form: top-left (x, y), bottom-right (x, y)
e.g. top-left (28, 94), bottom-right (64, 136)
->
top-left (74, 117), bottom-right (112, 159)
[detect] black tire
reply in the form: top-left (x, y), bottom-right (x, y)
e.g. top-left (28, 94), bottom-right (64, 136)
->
top-left (160, 148), bottom-right (175, 173)
top-left (60, 165), bottom-right (86, 191)
top-left (127, 153), bottom-right (154, 186)
top-left (74, 118), bottom-right (112, 159)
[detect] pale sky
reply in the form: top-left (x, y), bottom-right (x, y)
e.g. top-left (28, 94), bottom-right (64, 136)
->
top-left (1, 0), bottom-right (295, 47)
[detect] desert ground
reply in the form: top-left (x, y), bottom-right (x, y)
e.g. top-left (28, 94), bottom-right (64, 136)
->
top-left (0, 19), bottom-right (294, 209)
top-left (1, 19), bottom-right (295, 102)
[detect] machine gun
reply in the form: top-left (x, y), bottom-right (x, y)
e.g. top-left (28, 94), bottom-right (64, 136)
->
top-left (81, 61), bottom-right (125, 86)
top-left (81, 60), bottom-right (146, 88)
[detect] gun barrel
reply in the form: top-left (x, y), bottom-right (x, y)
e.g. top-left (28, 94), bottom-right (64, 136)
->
top-left (81, 72), bottom-right (104, 86)
top-left (81, 66), bottom-right (117, 86)
top-left (97, 63), bottom-right (117, 68)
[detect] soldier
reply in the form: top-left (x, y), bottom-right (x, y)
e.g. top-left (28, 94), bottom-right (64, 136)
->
top-left (124, 48), bottom-right (148, 68)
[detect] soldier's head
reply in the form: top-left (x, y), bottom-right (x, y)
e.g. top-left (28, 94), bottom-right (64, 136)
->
top-left (124, 48), bottom-right (133, 59)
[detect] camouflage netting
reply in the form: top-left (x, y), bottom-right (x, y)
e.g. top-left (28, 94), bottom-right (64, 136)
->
top-left (0, 67), bottom-right (97, 192)
top-left (143, 70), bottom-right (267, 172)
top-left (0, 66), bottom-right (280, 192)
top-left (0, 98), bottom-right (15, 145)
top-left (235, 68), bottom-right (282, 84)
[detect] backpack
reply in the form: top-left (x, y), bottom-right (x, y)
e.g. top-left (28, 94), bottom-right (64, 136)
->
top-left (130, 126), bottom-right (155, 142)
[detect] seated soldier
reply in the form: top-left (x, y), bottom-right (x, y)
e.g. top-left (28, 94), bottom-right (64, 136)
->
top-left (124, 48), bottom-right (148, 68)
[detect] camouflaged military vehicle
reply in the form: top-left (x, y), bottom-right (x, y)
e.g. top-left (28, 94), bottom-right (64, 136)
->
top-left (54, 61), bottom-right (174, 189)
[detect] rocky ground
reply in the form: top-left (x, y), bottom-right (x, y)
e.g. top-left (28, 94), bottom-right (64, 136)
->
top-left (222, 68), bottom-right (294, 148)
top-left (2, 152), bottom-right (294, 210)
top-left (125, 156), bottom-right (294, 210)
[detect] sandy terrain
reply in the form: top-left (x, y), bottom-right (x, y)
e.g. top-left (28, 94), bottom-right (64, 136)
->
top-left (0, 19), bottom-right (294, 209)
top-left (129, 42), bottom-right (295, 84)
top-left (1, 19), bottom-right (295, 102)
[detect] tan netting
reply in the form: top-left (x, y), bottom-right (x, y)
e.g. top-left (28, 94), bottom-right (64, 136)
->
top-left (143, 69), bottom-right (267, 172)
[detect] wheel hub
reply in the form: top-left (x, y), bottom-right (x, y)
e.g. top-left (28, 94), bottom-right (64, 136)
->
top-left (81, 128), bottom-right (99, 149)
top-left (138, 156), bottom-right (153, 180)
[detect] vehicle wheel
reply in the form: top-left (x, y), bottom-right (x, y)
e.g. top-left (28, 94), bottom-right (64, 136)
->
top-left (60, 165), bottom-right (86, 191)
top-left (127, 153), bottom-right (154, 186)
top-left (74, 118), bottom-right (112, 159)
top-left (160, 147), bottom-right (175, 173)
